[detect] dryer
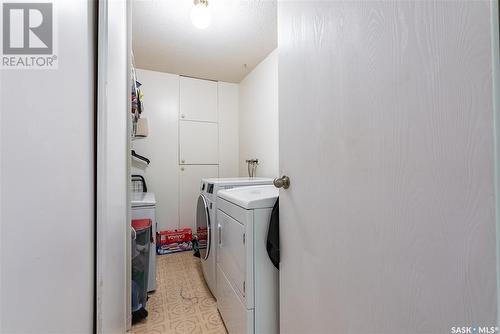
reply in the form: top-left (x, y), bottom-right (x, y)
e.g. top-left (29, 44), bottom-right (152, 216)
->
top-left (216, 185), bottom-right (279, 334)
top-left (196, 178), bottom-right (273, 299)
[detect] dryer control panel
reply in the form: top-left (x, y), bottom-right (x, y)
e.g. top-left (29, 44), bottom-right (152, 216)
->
top-left (200, 182), bottom-right (214, 193)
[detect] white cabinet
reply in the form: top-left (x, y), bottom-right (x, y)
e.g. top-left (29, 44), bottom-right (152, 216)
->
top-left (179, 121), bottom-right (219, 165)
top-left (179, 165), bottom-right (219, 231)
top-left (218, 82), bottom-right (239, 177)
top-left (180, 76), bottom-right (218, 122)
top-left (178, 77), bottom-right (220, 231)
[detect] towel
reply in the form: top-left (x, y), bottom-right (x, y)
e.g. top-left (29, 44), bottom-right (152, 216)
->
top-left (136, 117), bottom-right (149, 137)
top-left (266, 199), bottom-right (279, 270)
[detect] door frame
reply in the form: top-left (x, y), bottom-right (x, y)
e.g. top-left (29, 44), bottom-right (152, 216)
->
top-left (492, 0), bottom-right (500, 326)
top-left (96, 0), bottom-right (132, 332)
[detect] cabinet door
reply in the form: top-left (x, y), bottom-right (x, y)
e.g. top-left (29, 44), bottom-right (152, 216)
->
top-left (180, 76), bottom-right (218, 122)
top-left (179, 121), bottom-right (219, 165)
top-left (179, 165), bottom-right (219, 231)
top-left (218, 82), bottom-right (239, 177)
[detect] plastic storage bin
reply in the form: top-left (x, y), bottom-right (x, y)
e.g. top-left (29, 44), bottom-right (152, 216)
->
top-left (131, 219), bottom-right (152, 322)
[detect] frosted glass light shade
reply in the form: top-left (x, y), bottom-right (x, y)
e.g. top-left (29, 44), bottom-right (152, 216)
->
top-left (191, 3), bottom-right (211, 29)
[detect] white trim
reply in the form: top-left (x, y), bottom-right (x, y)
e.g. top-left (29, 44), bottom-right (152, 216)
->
top-left (491, 0), bottom-right (500, 326)
top-left (96, 1), bottom-right (108, 331)
top-left (96, 0), bottom-right (131, 332)
top-left (126, 0), bottom-right (133, 329)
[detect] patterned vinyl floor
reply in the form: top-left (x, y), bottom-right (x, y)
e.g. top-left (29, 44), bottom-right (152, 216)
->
top-left (131, 252), bottom-right (227, 334)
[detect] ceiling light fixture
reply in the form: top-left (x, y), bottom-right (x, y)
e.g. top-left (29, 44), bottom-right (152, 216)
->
top-left (191, 0), bottom-right (211, 30)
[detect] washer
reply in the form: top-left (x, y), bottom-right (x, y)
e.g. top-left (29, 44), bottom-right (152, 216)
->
top-left (131, 192), bottom-right (157, 292)
top-left (196, 178), bottom-right (273, 299)
top-left (216, 185), bottom-right (279, 334)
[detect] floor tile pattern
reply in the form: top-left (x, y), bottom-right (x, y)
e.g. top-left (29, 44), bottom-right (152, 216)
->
top-left (131, 252), bottom-right (227, 334)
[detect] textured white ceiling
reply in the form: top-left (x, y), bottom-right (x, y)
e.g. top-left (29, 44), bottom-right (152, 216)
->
top-left (132, 0), bottom-right (277, 83)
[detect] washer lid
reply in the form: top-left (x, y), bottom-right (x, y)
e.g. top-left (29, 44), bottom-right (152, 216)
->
top-left (217, 185), bottom-right (278, 209)
top-left (131, 192), bottom-right (156, 207)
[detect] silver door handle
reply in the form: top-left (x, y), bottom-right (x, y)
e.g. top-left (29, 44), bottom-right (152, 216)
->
top-left (273, 175), bottom-right (290, 189)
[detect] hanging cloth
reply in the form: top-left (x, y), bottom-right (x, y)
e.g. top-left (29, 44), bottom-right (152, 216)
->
top-left (266, 199), bottom-right (279, 270)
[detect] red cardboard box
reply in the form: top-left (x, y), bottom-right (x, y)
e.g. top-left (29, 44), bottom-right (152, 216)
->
top-left (197, 226), bottom-right (208, 248)
top-left (157, 228), bottom-right (193, 254)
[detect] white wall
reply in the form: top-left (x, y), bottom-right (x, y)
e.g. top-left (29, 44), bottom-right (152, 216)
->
top-left (131, 70), bottom-right (180, 231)
top-left (239, 50), bottom-right (279, 178)
top-left (96, 0), bottom-right (130, 333)
top-left (0, 1), bottom-right (94, 332)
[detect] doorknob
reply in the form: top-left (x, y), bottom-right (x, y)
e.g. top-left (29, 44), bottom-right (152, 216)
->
top-left (273, 175), bottom-right (290, 189)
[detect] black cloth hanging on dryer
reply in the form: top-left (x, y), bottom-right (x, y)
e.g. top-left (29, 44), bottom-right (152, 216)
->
top-left (266, 199), bottom-right (280, 270)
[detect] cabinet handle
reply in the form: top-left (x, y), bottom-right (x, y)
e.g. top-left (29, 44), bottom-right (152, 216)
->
top-left (181, 159), bottom-right (185, 164)
top-left (181, 167), bottom-right (185, 171)
top-left (181, 114), bottom-right (185, 119)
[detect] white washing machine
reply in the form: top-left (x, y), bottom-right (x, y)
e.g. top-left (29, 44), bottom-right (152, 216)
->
top-left (216, 185), bottom-right (279, 334)
top-left (131, 192), bottom-right (157, 292)
top-left (196, 178), bottom-right (273, 299)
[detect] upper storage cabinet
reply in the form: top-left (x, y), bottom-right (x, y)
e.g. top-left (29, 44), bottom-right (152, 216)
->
top-left (180, 76), bottom-right (218, 122)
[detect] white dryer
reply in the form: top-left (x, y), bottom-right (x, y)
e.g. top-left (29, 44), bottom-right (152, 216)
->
top-left (131, 192), bottom-right (157, 292)
top-left (216, 185), bottom-right (279, 334)
top-left (196, 178), bottom-right (273, 299)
